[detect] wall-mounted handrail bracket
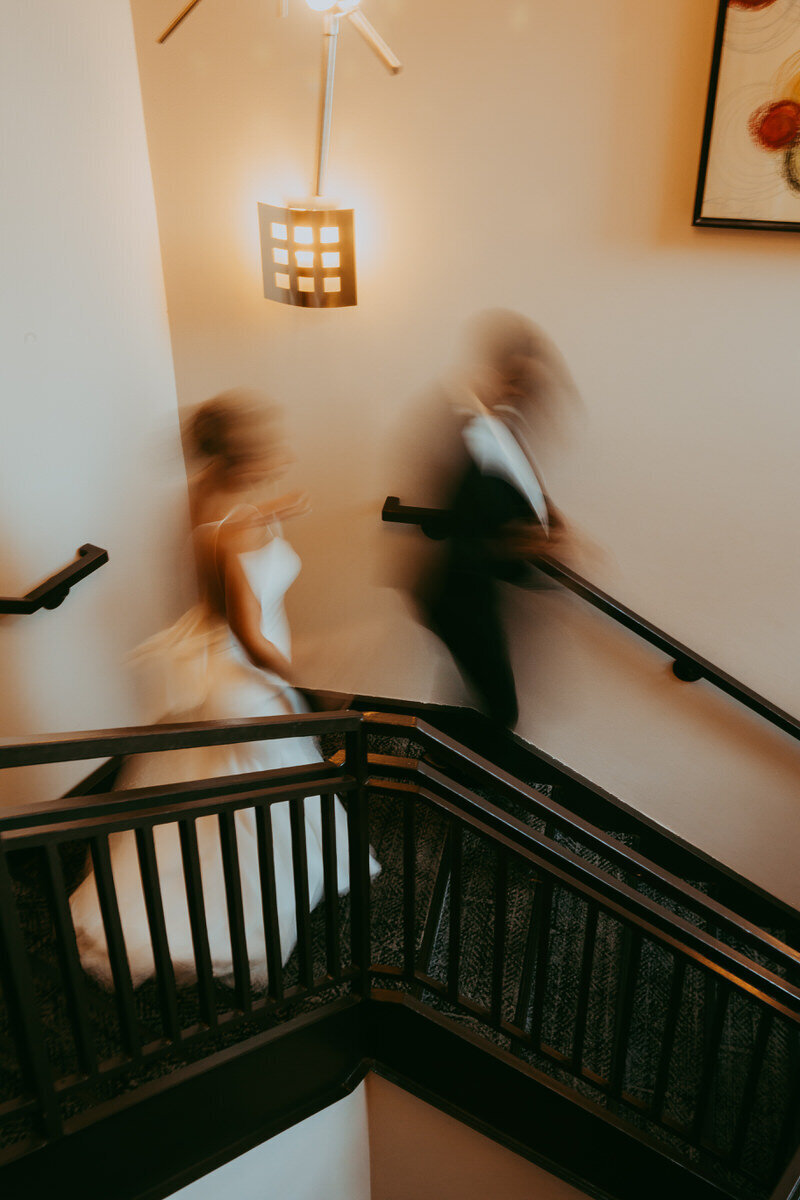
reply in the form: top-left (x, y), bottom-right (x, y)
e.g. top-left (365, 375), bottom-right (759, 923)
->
top-left (383, 496), bottom-right (449, 540)
top-left (0, 545), bottom-right (108, 616)
top-left (382, 496), bottom-right (799, 742)
top-left (672, 657), bottom-right (704, 683)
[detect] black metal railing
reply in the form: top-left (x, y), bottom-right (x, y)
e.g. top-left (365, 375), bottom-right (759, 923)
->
top-left (382, 495), bottom-right (800, 742)
top-left (0, 710), bottom-right (798, 1198)
top-left (0, 545), bottom-right (108, 615)
top-left (360, 712), bottom-right (800, 984)
top-left (0, 713), bottom-right (369, 1147)
top-left (368, 784), bottom-right (800, 1170)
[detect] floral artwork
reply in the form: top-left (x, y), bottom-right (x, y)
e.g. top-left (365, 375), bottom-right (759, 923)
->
top-left (695, 0), bottom-right (800, 229)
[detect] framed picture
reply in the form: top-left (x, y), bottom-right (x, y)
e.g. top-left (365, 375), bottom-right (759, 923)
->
top-left (694, 0), bottom-right (800, 230)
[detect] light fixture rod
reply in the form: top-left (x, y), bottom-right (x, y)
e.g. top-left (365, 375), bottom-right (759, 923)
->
top-left (314, 14), bottom-right (340, 197)
top-left (158, 0), bottom-right (206, 43)
top-left (346, 9), bottom-right (402, 75)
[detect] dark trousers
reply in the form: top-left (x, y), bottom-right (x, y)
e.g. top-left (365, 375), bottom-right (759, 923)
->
top-left (428, 575), bottom-right (519, 729)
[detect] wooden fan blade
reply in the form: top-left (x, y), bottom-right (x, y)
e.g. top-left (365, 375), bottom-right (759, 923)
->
top-left (158, 0), bottom-right (207, 43)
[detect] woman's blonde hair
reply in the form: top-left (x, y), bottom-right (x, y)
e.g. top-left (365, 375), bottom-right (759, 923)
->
top-left (185, 389), bottom-right (278, 467)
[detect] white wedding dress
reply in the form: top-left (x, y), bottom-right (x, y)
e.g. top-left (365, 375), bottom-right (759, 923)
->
top-left (70, 523), bottom-right (379, 990)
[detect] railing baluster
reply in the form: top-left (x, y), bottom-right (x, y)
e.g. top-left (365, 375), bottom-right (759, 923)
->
top-left (513, 869), bottom-right (543, 1031)
top-left (528, 876), bottom-right (554, 1049)
top-left (178, 819), bottom-right (218, 1028)
top-left (41, 843), bottom-right (98, 1076)
top-left (402, 794), bottom-right (416, 980)
top-left (772, 1026), bottom-right (800, 1182)
top-left (730, 1008), bottom-right (774, 1167)
top-left (289, 798), bottom-right (313, 989)
top-left (0, 844), bottom-right (61, 1138)
top-left (218, 811), bottom-right (251, 1012)
top-left (90, 835), bottom-right (141, 1059)
top-left (254, 805), bottom-right (284, 1001)
top-left (608, 926), bottom-right (642, 1101)
top-left (571, 904), bottom-right (598, 1073)
top-left (651, 955), bottom-right (686, 1122)
top-left (415, 826), bottom-right (451, 981)
top-left (134, 827), bottom-right (181, 1041)
top-left (491, 848), bottom-right (508, 1027)
top-left (319, 794), bottom-right (341, 980)
top-left (345, 728), bottom-right (371, 994)
top-left (691, 982), bottom-right (729, 1144)
top-left (447, 823), bottom-right (462, 1003)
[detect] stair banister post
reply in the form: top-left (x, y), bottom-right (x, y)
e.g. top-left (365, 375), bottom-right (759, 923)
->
top-left (0, 839), bottom-right (62, 1138)
top-left (345, 718), bottom-right (371, 995)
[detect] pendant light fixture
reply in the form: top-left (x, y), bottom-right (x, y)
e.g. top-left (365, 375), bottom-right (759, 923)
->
top-left (158, 0), bottom-right (402, 310)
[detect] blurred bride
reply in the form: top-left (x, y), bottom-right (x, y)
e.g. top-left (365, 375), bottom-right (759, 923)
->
top-left (70, 389), bottom-right (379, 990)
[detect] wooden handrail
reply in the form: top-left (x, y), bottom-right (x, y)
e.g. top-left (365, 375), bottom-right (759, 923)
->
top-left (0, 761), bottom-right (346, 832)
top-left (0, 710), bottom-right (363, 769)
top-left (382, 496), bottom-right (800, 742)
top-left (396, 776), bottom-right (800, 1020)
top-left (0, 544), bottom-right (108, 615)
top-left (362, 712), bottom-right (800, 979)
top-left (1, 707), bottom-right (796, 1014)
top-left (2, 775), bottom-right (354, 848)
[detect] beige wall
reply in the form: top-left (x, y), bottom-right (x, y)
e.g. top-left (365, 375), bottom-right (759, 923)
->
top-left (0, 0), bottom-right (187, 804)
top-left (165, 1076), bottom-right (580, 1200)
top-left (367, 1075), bottom-right (585, 1200)
top-left (128, 0), bottom-right (800, 906)
top-left (168, 1084), bottom-right (371, 1200)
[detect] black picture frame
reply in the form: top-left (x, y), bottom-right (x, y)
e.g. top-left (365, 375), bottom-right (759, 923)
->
top-left (694, 0), bottom-right (800, 232)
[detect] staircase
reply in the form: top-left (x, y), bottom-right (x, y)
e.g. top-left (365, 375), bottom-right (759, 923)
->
top-left (353, 703), bottom-right (800, 1199)
top-left (0, 703), bottom-right (798, 1200)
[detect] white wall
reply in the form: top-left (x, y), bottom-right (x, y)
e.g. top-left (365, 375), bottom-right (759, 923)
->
top-left (0, 0), bottom-right (188, 804)
top-left (128, 0), bottom-right (800, 907)
top-left (168, 1085), bottom-right (371, 1200)
top-left (165, 1076), bottom-right (579, 1200)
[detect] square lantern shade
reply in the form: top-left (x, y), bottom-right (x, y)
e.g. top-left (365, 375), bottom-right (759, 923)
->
top-left (258, 203), bottom-right (357, 308)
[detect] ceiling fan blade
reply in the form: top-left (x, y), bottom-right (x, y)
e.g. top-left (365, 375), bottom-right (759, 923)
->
top-left (157, 0), bottom-right (208, 43)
